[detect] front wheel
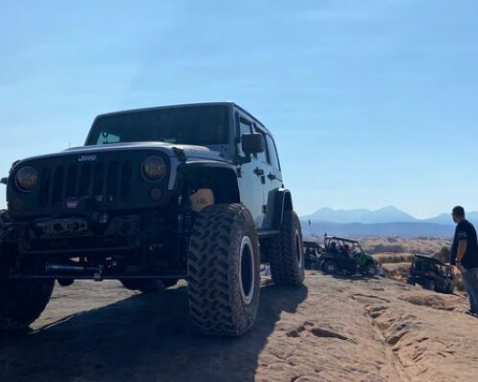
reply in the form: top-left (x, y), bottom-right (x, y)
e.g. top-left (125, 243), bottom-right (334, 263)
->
top-left (0, 276), bottom-right (54, 332)
top-left (1, 217), bottom-right (55, 332)
top-left (187, 204), bottom-right (260, 336)
top-left (445, 281), bottom-right (454, 294)
top-left (361, 263), bottom-right (377, 277)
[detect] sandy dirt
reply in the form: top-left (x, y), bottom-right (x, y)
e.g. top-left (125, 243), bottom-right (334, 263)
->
top-left (1, 273), bottom-right (477, 382)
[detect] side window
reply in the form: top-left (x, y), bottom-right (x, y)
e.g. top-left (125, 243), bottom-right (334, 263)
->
top-left (266, 135), bottom-right (281, 169)
top-left (238, 117), bottom-right (252, 156)
top-left (254, 125), bottom-right (269, 164)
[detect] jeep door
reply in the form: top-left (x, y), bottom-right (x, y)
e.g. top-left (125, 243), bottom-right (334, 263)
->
top-left (255, 127), bottom-right (283, 230)
top-left (235, 113), bottom-right (265, 228)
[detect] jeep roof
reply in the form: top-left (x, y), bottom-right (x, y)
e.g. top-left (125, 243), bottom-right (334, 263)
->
top-left (412, 253), bottom-right (450, 267)
top-left (90, 101), bottom-right (272, 136)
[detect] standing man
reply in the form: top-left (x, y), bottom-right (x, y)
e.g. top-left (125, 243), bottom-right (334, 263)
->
top-left (451, 206), bottom-right (478, 316)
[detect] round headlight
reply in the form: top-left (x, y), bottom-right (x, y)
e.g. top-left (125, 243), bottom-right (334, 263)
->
top-left (16, 166), bottom-right (39, 192)
top-left (141, 156), bottom-right (167, 182)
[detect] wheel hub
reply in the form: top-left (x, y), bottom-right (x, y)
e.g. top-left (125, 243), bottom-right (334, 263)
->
top-left (239, 236), bottom-right (255, 305)
top-left (295, 229), bottom-right (303, 269)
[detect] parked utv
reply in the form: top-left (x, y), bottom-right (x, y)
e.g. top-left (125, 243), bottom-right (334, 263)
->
top-left (406, 254), bottom-right (454, 294)
top-left (320, 236), bottom-right (377, 277)
top-left (303, 241), bottom-right (322, 270)
top-left (0, 102), bottom-right (305, 336)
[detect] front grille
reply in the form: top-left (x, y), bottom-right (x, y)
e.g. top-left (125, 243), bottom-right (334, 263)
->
top-left (38, 160), bottom-right (133, 207)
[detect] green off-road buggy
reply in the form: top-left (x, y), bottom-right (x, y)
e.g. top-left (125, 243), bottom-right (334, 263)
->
top-left (406, 254), bottom-right (454, 294)
top-left (320, 236), bottom-right (377, 277)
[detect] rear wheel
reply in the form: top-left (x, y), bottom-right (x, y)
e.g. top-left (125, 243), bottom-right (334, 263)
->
top-left (268, 211), bottom-right (305, 286)
top-left (187, 203), bottom-right (260, 336)
top-left (424, 279), bottom-right (436, 292)
top-left (441, 280), bottom-right (454, 294)
top-left (322, 260), bottom-right (338, 275)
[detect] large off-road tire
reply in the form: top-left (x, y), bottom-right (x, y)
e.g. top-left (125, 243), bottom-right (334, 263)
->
top-left (119, 278), bottom-right (178, 293)
top-left (187, 203), bottom-right (260, 336)
top-left (0, 222), bottom-right (54, 331)
top-left (268, 211), bottom-right (305, 286)
top-left (0, 211), bottom-right (54, 332)
top-left (0, 277), bottom-right (54, 332)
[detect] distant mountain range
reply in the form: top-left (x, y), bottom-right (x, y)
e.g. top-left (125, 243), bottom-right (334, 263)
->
top-left (301, 207), bottom-right (478, 238)
top-left (302, 206), bottom-right (478, 226)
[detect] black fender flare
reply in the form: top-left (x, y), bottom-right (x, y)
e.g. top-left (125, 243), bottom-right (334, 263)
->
top-left (269, 188), bottom-right (294, 231)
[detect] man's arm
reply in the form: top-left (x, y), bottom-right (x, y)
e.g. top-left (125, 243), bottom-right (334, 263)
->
top-left (456, 239), bottom-right (467, 267)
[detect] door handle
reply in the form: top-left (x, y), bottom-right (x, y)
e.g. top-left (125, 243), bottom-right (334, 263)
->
top-left (267, 173), bottom-right (276, 180)
top-left (253, 167), bottom-right (264, 176)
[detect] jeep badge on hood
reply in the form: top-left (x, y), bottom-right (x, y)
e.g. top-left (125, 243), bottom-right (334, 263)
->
top-left (78, 155), bottom-right (97, 162)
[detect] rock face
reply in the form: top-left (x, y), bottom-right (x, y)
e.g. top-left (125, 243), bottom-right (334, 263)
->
top-left (1, 273), bottom-right (477, 382)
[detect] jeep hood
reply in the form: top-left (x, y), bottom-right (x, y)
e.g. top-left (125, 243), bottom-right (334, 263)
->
top-left (14, 142), bottom-right (227, 165)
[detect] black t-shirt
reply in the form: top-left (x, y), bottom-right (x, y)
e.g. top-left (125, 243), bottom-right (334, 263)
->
top-left (451, 219), bottom-right (478, 268)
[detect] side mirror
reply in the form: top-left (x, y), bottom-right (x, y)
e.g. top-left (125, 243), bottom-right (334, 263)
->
top-left (241, 133), bottom-right (265, 155)
top-left (0, 178), bottom-right (7, 186)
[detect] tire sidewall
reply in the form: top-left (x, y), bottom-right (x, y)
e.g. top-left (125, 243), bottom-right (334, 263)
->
top-left (286, 211), bottom-right (305, 283)
top-left (294, 225), bottom-right (305, 281)
top-left (229, 208), bottom-right (260, 328)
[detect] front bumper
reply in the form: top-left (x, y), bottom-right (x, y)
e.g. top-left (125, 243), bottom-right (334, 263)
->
top-left (13, 214), bottom-right (142, 256)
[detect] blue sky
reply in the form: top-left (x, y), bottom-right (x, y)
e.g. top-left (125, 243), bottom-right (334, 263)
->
top-left (1, 0), bottom-right (477, 218)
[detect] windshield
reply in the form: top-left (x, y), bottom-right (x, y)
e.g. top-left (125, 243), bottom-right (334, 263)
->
top-left (86, 105), bottom-right (230, 146)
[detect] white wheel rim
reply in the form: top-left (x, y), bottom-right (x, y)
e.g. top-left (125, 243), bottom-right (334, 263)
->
top-left (295, 229), bottom-right (303, 269)
top-left (239, 236), bottom-right (255, 305)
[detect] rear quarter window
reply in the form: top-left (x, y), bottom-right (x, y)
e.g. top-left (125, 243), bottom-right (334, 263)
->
top-left (266, 135), bottom-right (281, 170)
